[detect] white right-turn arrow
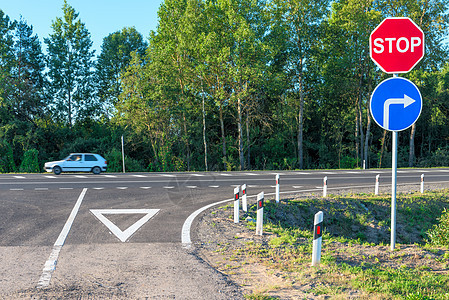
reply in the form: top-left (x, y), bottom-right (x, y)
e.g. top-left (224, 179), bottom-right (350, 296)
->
top-left (383, 94), bottom-right (416, 130)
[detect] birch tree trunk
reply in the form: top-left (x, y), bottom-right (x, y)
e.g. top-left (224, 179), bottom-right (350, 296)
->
top-left (219, 103), bottom-right (227, 170)
top-left (238, 97), bottom-right (244, 170)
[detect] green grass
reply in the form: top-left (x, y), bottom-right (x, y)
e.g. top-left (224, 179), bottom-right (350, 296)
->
top-left (237, 190), bottom-right (449, 299)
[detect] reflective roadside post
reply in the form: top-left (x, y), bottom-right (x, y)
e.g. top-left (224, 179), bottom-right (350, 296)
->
top-left (323, 176), bottom-right (328, 197)
top-left (275, 174), bottom-right (280, 203)
top-left (234, 187), bottom-right (239, 223)
top-left (420, 174), bottom-right (424, 193)
top-left (256, 192), bottom-right (264, 236)
top-left (312, 211), bottom-right (324, 266)
top-left (242, 184), bottom-right (247, 212)
top-left (375, 174), bottom-right (380, 195)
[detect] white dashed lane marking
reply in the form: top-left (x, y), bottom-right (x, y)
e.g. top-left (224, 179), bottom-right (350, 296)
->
top-left (14, 176), bottom-right (26, 179)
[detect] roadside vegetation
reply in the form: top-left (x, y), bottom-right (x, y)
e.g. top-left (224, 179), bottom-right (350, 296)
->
top-left (198, 190), bottom-right (449, 299)
top-left (2, 0), bottom-right (449, 172)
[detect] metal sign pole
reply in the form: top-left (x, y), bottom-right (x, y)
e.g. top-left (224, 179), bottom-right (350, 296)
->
top-left (121, 135), bottom-right (126, 173)
top-left (391, 130), bottom-right (398, 251)
top-left (390, 73), bottom-right (398, 251)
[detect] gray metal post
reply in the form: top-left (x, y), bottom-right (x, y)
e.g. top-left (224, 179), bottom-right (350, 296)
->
top-left (121, 135), bottom-right (125, 173)
top-left (391, 130), bottom-right (398, 251)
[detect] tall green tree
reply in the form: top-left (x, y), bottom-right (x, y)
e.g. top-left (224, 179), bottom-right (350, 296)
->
top-left (326, 0), bottom-right (381, 168)
top-left (270, 0), bottom-right (331, 169)
top-left (11, 18), bottom-right (46, 122)
top-left (96, 27), bottom-right (147, 116)
top-left (45, 0), bottom-right (96, 126)
top-left (0, 9), bottom-right (15, 125)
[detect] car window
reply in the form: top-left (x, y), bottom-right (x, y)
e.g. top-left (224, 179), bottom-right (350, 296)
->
top-left (68, 154), bottom-right (82, 161)
top-left (85, 154), bottom-right (98, 161)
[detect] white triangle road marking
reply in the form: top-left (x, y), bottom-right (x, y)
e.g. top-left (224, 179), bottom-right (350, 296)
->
top-left (90, 209), bottom-right (160, 242)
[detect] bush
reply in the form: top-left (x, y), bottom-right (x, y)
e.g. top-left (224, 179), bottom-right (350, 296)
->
top-left (105, 149), bottom-right (145, 172)
top-left (340, 156), bottom-right (358, 169)
top-left (0, 140), bottom-right (16, 173)
top-left (418, 147), bottom-right (449, 167)
top-left (19, 149), bottom-right (40, 173)
top-left (426, 208), bottom-right (449, 246)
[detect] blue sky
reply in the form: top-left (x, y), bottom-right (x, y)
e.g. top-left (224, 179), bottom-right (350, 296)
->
top-left (1, 0), bottom-right (164, 55)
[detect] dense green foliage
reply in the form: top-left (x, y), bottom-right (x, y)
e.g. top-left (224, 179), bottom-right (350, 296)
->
top-left (1, 0), bottom-right (449, 172)
top-left (19, 149), bottom-right (40, 173)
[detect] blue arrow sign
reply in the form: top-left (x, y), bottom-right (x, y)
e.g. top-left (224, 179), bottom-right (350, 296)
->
top-left (370, 77), bottom-right (422, 131)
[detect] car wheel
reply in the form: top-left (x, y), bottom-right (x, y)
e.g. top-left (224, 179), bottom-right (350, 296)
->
top-left (53, 166), bottom-right (62, 175)
top-left (92, 166), bottom-right (101, 174)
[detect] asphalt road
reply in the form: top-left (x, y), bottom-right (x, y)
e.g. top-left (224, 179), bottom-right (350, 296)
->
top-left (1, 168), bottom-right (448, 297)
top-left (2, 168), bottom-right (449, 245)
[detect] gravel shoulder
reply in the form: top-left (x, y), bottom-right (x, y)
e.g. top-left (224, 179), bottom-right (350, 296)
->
top-left (1, 243), bottom-right (244, 299)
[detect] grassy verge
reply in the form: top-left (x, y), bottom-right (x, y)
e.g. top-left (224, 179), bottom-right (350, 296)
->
top-left (203, 190), bottom-right (449, 299)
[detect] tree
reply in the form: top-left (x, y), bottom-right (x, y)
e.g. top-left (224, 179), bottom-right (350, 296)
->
top-left (10, 18), bottom-right (46, 122)
top-left (325, 0), bottom-right (381, 168)
top-left (270, 0), bottom-right (331, 169)
top-left (45, 0), bottom-right (96, 126)
top-left (96, 27), bottom-right (147, 116)
top-left (0, 9), bottom-right (15, 125)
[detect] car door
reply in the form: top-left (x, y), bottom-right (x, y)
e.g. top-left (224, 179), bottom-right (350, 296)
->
top-left (62, 154), bottom-right (84, 172)
top-left (84, 154), bottom-right (98, 170)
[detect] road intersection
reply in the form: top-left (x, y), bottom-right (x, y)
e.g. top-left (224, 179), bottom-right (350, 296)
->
top-left (1, 168), bottom-right (448, 297)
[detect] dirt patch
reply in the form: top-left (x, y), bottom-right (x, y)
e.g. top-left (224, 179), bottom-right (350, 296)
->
top-left (194, 192), bottom-right (449, 299)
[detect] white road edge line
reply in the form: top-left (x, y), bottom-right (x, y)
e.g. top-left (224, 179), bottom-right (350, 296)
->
top-left (182, 198), bottom-right (232, 249)
top-left (37, 188), bottom-right (88, 288)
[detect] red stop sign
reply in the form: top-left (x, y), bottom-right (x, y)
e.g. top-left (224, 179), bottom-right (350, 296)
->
top-left (370, 17), bottom-right (424, 74)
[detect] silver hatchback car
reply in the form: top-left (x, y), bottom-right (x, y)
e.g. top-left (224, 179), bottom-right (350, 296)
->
top-left (44, 153), bottom-right (108, 175)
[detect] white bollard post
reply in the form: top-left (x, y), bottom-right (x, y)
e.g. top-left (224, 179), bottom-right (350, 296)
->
top-left (420, 174), bottom-right (424, 193)
top-left (234, 187), bottom-right (240, 223)
top-left (242, 184), bottom-right (247, 212)
top-left (256, 192), bottom-right (264, 235)
top-left (323, 176), bottom-right (328, 197)
top-left (275, 174), bottom-right (280, 203)
top-left (375, 174), bottom-right (380, 195)
top-left (363, 160), bottom-right (366, 170)
top-left (312, 211), bottom-right (324, 266)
